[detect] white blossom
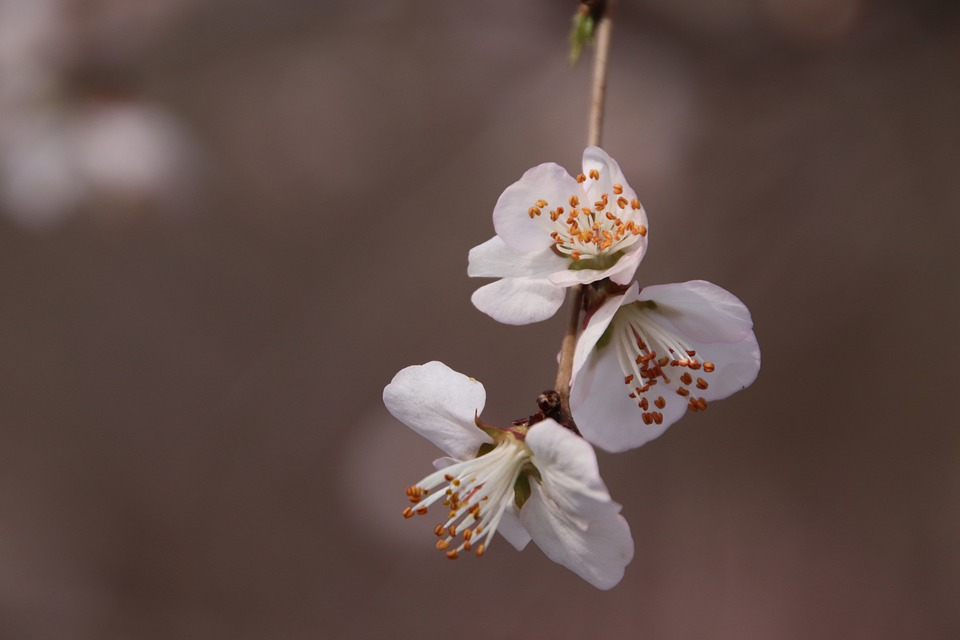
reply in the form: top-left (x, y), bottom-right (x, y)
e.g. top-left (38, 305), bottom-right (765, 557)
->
top-left (469, 147), bottom-right (648, 324)
top-left (571, 281), bottom-right (760, 452)
top-left (384, 361), bottom-right (634, 589)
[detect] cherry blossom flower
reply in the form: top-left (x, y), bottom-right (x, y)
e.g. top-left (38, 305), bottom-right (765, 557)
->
top-left (571, 281), bottom-right (760, 452)
top-left (383, 361), bottom-right (634, 589)
top-left (468, 146), bottom-right (648, 325)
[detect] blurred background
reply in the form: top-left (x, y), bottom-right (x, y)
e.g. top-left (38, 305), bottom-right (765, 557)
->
top-left (1, 0), bottom-right (958, 638)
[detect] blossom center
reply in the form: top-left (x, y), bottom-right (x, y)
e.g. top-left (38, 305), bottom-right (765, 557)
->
top-left (526, 170), bottom-right (646, 264)
top-left (402, 435), bottom-right (531, 559)
top-left (611, 302), bottom-right (715, 424)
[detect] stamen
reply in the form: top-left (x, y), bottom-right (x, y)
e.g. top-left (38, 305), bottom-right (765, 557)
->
top-left (611, 301), bottom-right (718, 427)
top-left (403, 438), bottom-right (530, 562)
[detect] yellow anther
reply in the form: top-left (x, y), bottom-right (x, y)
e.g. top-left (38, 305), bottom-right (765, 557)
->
top-left (528, 206), bottom-right (541, 218)
top-left (569, 195), bottom-right (579, 207)
top-left (535, 199), bottom-right (548, 208)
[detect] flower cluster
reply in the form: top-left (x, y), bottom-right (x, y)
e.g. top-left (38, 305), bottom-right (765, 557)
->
top-left (384, 147), bottom-right (759, 589)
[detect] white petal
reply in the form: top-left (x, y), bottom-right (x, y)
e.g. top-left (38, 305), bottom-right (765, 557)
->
top-left (521, 480), bottom-right (634, 590)
top-left (496, 507), bottom-right (532, 551)
top-left (382, 362), bottom-right (490, 459)
top-left (680, 331), bottom-right (761, 401)
top-left (638, 280), bottom-right (754, 343)
top-left (547, 242), bottom-right (646, 288)
top-left (582, 146), bottom-right (636, 207)
top-left (471, 277), bottom-right (566, 325)
top-left (571, 333), bottom-right (678, 452)
top-left (468, 236), bottom-right (567, 278)
top-left (606, 244), bottom-right (646, 285)
top-left (493, 162), bottom-right (581, 253)
top-left (525, 419), bottom-right (614, 516)
top-left (572, 282), bottom-right (638, 384)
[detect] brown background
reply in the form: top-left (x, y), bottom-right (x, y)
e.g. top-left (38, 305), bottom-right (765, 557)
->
top-left (1, 0), bottom-right (958, 638)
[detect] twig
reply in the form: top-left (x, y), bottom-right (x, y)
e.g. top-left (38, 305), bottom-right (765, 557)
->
top-left (553, 3), bottom-right (614, 429)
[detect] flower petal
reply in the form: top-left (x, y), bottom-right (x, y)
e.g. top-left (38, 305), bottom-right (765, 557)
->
top-left (547, 242), bottom-right (645, 288)
top-left (581, 146), bottom-right (637, 208)
top-left (496, 508), bottom-right (532, 551)
top-left (525, 419), bottom-right (616, 516)
top-left (471, 276), bottom-right (566, 325)
top-left (383, 362), bottom-right (490, 459)
top-left (637, 280), bottom-right (754, 343)
top-left (571, 285), bottom-right (627, 386)
top-left (571, 332), bottom-right (680, 452)
top-left (521, 479), bottom-right (633, 590)
top-left (468, 235), bottom-right (567, 278)
top-left (493, 162), bottom-right (581, 253)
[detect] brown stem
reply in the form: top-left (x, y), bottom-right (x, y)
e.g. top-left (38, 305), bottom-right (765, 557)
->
top-left (587, 4), bottom-right (613, 148)
top-left (552, 3), bottom-right (614, 427)
top-left (553, 284), bottom-right (585, 430)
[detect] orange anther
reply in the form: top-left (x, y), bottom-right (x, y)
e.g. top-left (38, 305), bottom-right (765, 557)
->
top-left (528, 207), bottom-right (541, 218)
top-left (703, 362), bottom-right (716, 373)
top-left (589, 168), bottom-right (600, 180)
top-left (631, 198), bottom-right (641, 210)
top-left (576, 173), bottom-right (586, 183)
top-left (535, 199), bottom-right (548, 208)
top-left (654, 396), bottom-right (666, 409)
top-left (613, 184), bottom-right (623, 194)
top-left (617, 197), bottom-right (629, 208)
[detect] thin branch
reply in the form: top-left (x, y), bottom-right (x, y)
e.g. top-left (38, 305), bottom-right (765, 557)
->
top-left (553, 3), bottom-right (615, 429)
top-left (587, 6), bottom-right (613, 148)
